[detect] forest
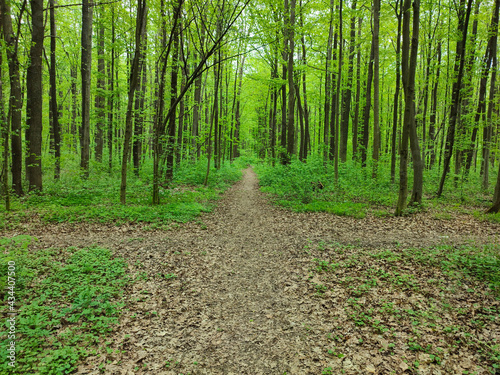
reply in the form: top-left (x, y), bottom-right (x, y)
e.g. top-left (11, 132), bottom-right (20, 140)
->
top-left (1, 0), bottom-right (500, 373)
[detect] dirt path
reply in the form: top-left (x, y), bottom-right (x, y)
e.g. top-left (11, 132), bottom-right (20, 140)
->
top-left (19, 168), bottom-right (500, 374)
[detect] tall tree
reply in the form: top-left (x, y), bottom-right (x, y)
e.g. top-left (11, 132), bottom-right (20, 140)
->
top-left (1, 0), bottom-right (24, 195)
top-left (372, 0), bottom-right (381, 177)
top-left (437, 0), bottom-right (474, 197)
top-left (120, 0), bottom-right (148, 204)
top-left (286, 0), bottom-right (296, 161)
top-left (80, 0), bottom-right (93, 177)
top-left (49, 0), bottom-right (61, 179)
top-left (26, 0), bottom-right (44, 191)
top-left (395, 0), bottom-right (419, 215)
top-left (340, 0), bottom-right (357, 163)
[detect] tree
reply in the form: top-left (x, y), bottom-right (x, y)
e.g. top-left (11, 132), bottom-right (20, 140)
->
top-left (436, 0), bottom-right (474, 197)
top-left (26, 0), bottom-right (44, 191)
top-left (80, 0), bottom-right (93, 177)
top-left (120, 0), bottom-right (148, 204)
top-left (395, 0), bottom-right (419, 215)
top-left (1, 0), bottom-right (24, 195)
top-left (49, 0), bottom-right (61, 179)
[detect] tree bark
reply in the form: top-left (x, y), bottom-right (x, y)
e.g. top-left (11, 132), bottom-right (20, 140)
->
top-left (390, 0), bottom-right (402, 183)
top-left (340, 0), bottom-right (357, 163)
top-left (94, 15), bottom-right (105, 163)
top-left (80, 0), bottom-right (93, 177)
top-left (26, 0), bottom-right (44, 191)
top-left (437, 0), bottom-right (474, 197)
top-left (120, 0), bottom-right (147, 204)
top-left (372, 0), bottom-right (381, 178)
top-left (1, 0), bottom-right (24, 195)
top-left (408, 0), bottom-right (423, 205)
top-left (286, 0), bottom-right (296, 161)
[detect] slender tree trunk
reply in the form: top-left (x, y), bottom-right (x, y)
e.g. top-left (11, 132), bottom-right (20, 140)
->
top-left (1, 0), bottom-right (23, 195)
top-left (372, 0), bottom-right (381, 177)
top-left (352, 17), bottom-right (362, 159)
top-left (437, 0), bottom-right (474, 197)
top-left (133, 22), bottom-right (147, 175)
top-left (80, 0), bottom-right (93, 177)
top-left (164, 1), bottom-right (181, 182)
top-left (391, 0), bottom-right (402, 183)
top-left (486, 160), bottom-right (500, 213)
top-left (428, 41), bottom-right (441, 169)
top-left (49, 0), bottom-right (61, 179)
top-left (362, 42), bottom-right (374, 167)
top-left (120, 0), bottom-right (147, 204)
top-left (340, 0), bottom-right (356, 163)
top-left (323, 0), bottom-right (334, 162)
top-left (26, 0), bottom-right (44, 191)
top-left (482, 54), bottom-right (496, 190)
top-left (286, 0), bottom-right (296, 162)
top-left (464, 0), bottom-right (499, 175)
top-left (233, 55), bottom-right (245, 160)
top-left (108, 6), bottom-right (115, 171)
top-left (395, 0), bottom-right (419, 215)
top-left (0, 45), bottom-right (10, 209)
top-left (408, 0), bottom-right (423, 205)
top-left (204, 54), bottom-right (222, 186)
top-left (95, 16), bottom-right (105, 163)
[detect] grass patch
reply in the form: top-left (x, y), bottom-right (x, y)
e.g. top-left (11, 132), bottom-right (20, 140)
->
top-left (0, 157), bottom-right (244, 228)
top-left (254, 155), bottom-right (497, 216)
top-left (0, 235), bottom-right (129, 374)
top-left (278, 200), bottom-right (367, 218)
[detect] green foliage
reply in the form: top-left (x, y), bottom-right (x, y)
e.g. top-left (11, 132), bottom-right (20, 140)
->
top-left (254, 155), bottom-right (497, 217)
top-left (403, 243), bottom-right (500, 294)
top-left (0, 235), bottom-right (129, 374)
top-left (1, 157), bottom-right (242, 228)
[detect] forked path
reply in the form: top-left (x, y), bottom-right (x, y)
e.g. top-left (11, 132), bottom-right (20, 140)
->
top-left (27, 168), bottom-right (499, 374)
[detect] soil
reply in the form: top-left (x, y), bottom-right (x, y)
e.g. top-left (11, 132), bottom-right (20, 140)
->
top-left (12, 168), bottom-right (500, 374)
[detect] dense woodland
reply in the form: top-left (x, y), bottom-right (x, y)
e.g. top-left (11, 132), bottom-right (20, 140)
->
top-left (1, 0), bottom-right (500, 214)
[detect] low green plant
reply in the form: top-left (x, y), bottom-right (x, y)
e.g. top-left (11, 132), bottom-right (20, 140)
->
top-left (0, 236), bottom-right (129, 374)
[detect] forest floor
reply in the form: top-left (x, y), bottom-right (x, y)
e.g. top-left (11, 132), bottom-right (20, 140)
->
top-left (15, 168), bottom-right (500, 374)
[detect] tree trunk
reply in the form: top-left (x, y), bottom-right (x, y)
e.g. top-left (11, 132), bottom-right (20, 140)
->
top-left (391, 0), bottom-right (402, 183)
top-left (464, 0), bottom-right (499, 175)
top-left (486, 161), bottom-right (500, 213)
top-left (372, 0), bottom-right (381, 177)
top-left (108, 6), bottom-right (115, 171)
top-left (323, 0), bottom-right (334, 162)
top-left (361, 42), bottom-right (374, 168)
top-left (49, 0), bottom-right (61, 179)
top-left (340, 0), bottom-right (357, 163)
top-left (80, 0), bottom-right (93, 177)
top-left (395, 0), bottom-right (419, 215)
top-left (1, 0), bottom-right (24, 195)
top-left (133, 22), bottom-right (147, 175)
top-left (428, 41), bottom-right (441, 169)
top-left (437, 0), bottom-right (474, 197)
top-left (0, 43), bottom-right (10, 209)
top-left (164, 0), bottom-right (181, 182)
top-left (95, 16), bottom-right (105, 163)
top-left (26, 0), bottom-right (44, 191)
top-left (352, 17), bottom-right (362, 159)
top-left (120, 0), bottom-right (147, 204)
top-left (408, 0), bottom-right (423, 205)
top-left (286, 0), bottom-right (296, 162)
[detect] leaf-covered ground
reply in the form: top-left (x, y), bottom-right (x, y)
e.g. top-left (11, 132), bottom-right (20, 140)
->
top-left (3, 168), bottom-right (500, 374)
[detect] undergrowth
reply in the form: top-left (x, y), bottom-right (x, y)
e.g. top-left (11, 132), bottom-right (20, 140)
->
top-left (1, 156), bottom-right (246, 229)
top-left (0, 235), bottom-right (129, 374)
top-left (254, 155), bottom-right (497, 218)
